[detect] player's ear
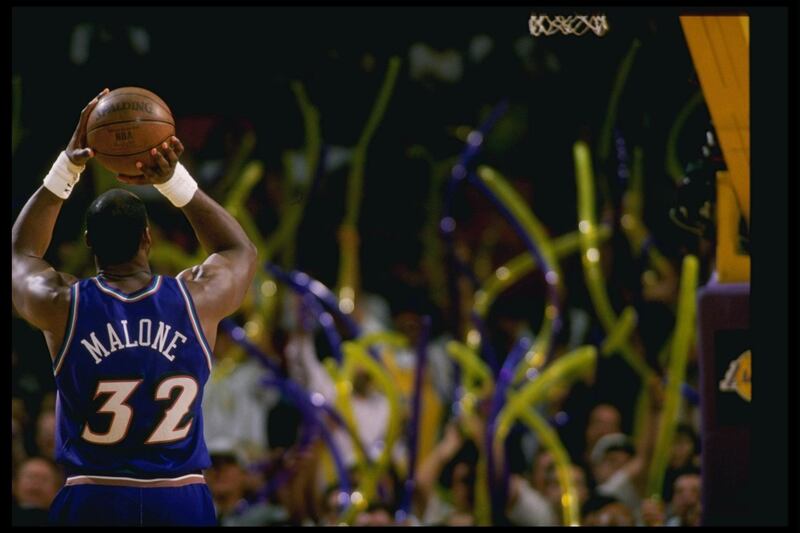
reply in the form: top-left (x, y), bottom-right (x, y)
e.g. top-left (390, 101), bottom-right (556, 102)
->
top-left (142, 226), bottom-right (152, 251)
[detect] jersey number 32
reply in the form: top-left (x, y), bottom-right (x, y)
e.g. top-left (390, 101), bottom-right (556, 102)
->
top-left (81, 376), bottom-right (199, 445)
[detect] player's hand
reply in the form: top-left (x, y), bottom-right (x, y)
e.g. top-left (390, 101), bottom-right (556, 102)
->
top-left (66, 88), bottom-right (109, 166)
top-left (118, 136), bottom-right (185, 185)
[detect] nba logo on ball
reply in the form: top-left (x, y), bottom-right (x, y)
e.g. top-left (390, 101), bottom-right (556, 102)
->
top-left (86, 87), bottom-right (175, 176)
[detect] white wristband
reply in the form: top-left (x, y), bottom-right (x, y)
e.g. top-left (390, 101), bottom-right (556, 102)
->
top-left (153, 162), bottom-right (198, 208)
top-left (43, 151), bottom-right (85, 200)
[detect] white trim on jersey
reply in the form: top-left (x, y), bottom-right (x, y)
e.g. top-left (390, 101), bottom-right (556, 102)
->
top-left (65, 473), bottom-right (206, 488)
top-left (92, 275), bottom-right (163, 303)
top-left (175, 279), bottom-right (214, 372)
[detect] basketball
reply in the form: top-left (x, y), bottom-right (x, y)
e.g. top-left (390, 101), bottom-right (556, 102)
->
top-left (86, 87), bottom-right (175, 176)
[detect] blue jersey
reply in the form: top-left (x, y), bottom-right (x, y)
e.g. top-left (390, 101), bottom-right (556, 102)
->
top-left (53, 274), bottom-right (213, 479)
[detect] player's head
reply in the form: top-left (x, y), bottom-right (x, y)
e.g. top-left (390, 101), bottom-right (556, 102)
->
top-left (85, 189), bottom-right (150, 266)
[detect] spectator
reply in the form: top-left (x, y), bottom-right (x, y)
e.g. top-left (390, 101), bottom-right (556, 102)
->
top-left (284, 319), bottom-right (406, 472)
top-left (202, 331), bottom-right (279, 464)
top-left (662, 423), bottom-right (700, 502)
top-left (205, 440), bottom-right (288, 526)
top-left (11, 398), bottom-right (29, 478)
top-left (413, 421), bottom-right (478, 526)
top-left (641, 496), bottom-right (667, 526)
top-left (318, 484), bottom-right (348, 526)
top-left (530, 448), bottom-right (554, 493)
top-left (581, 494), bottom-right (635, 526)
top-left (35, 410), bottom-right (57, 460)
top-left (502, 447), bottom-right (558, 526)
top-left (12, 456), bottom-right (62, 526)
top-left (665, 468), bottom-right (701, 526)
top-left (589, 433), bottom-right (643, 521)
top-left (584, 403), bottom-right (622, 465)
top-left (543, 463), bottom-right (590, 524)
top-left (588, 380), bottom-right (662, 524)
top-left (506, 472), bottom-right (558, 526)
top-left (354, 502), bottom-right (394, 526)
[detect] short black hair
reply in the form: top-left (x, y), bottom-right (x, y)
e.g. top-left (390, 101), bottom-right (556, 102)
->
top-left (85, 189), bottom-right (148, 265)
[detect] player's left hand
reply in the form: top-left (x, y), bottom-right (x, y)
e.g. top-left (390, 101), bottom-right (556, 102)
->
top-left (66, 88), bottom-right (109, 166)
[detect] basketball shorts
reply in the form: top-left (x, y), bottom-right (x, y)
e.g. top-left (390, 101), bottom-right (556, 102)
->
top-left (49, 477), bottom-right (217, 526)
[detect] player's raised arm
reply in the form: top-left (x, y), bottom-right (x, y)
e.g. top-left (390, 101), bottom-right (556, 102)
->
top-left (118, 136), bottom-right (257, 334)
top-left (11, 89), bottom-right (108, 339)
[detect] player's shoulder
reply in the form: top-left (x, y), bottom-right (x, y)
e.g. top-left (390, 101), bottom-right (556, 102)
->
top-left (174, 260), bottom-right (239, 328)
top-left (12, 269), bottom-right (79, 335)
top-left (177, 255), bottom-right (236, 283)
top-left (176, 262), bottom-right (235, 297)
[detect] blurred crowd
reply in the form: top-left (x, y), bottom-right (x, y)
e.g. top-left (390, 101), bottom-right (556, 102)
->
top-left (13, 9), bottom-right (715, 526)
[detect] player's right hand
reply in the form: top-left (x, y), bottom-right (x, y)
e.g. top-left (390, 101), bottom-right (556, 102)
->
top-left (117, 136), bottom-right (185, 186)
top-left (66, 88), bottom-right (109, 166)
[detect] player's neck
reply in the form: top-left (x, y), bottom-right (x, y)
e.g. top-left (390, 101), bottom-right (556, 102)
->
top-left (96, 256), bottom-right (154, 289)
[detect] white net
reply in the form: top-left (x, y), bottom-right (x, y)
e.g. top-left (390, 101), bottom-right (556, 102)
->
top-left (528, 14), bottom-right (609, 37)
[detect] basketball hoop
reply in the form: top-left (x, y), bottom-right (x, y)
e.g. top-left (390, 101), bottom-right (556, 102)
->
top-left (529, 14), bottom-right (609, 37)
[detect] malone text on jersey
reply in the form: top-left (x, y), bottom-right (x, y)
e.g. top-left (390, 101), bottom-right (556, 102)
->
top-left (80, 319), bottom-right (188, 364)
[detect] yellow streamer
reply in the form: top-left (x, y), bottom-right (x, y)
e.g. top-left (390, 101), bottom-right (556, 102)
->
top-left (574, 141), bottom-right (655, 383)
top-left (665, 91), bottom-right (704, 184)
top-left (646, 255), bottom-right (699, 499)
top-left (335, 341), bottom-right (402, 525)
top-left (473, 226), bottom-right (612, 319)
top-left (517, 409), bottom-right (581, 526)
top-left (337, 57), bottom-right (403, 311)
top-left (494, 346), bottom-right (597, 526)
top-left (622, 146), bottom-right (673, 280)
top-left (474, 165), bottom-right (564, 383)
top-left (263, 81), bottom-right (321, 265)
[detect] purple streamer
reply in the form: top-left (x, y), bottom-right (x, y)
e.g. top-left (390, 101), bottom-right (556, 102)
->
top-left (441, 100), bottom-right (509, 416)
top-left (219, 318), bottom-right (283, 374)
top-left (614, 128), bottom-right (630, 188)
top-left (468, 172), bottom-right (564, 363)
top-left (485, 336), bottom-right (532, 522)
top-left (469, 310), bottom-right (500, 382)
top-left (301, 292), bottom-right (345, 363)
top-left (267, 263), bottom-right (383, 363)
top-left (259, 377), bottom-right (353, 507)
top-left (266, 262), bottom-right (362, 338)
top-left (219, 316), bottom-right (354, 511)
top-left (397, 315), bottom-right (432, 521)
top-left (682, 383), bottom-right (700, 405)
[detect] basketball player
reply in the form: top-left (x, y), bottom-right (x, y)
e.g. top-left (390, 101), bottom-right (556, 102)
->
top-left (11, 89), bottom-right (257, 525)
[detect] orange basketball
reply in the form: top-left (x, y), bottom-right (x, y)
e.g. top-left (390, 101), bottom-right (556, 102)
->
top-left (86, 87), bottom-right (175, 176)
